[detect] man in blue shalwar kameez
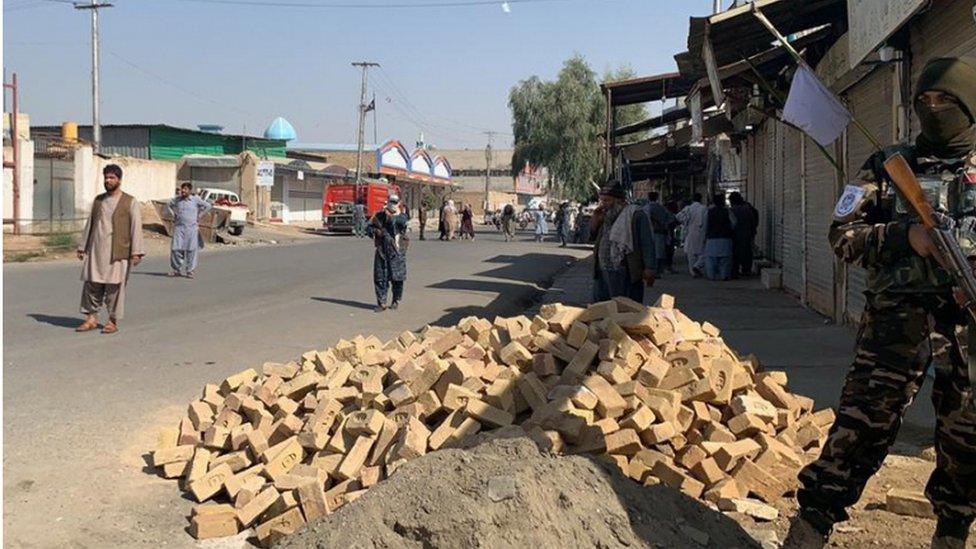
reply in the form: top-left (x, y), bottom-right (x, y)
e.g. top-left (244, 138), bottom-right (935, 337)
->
top-left (167, 182), bottom-right (212, 278)
top-left (367, 195), bottom-right (409, 312)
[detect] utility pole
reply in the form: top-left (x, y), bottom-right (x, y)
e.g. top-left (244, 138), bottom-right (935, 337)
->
top-left (351, 61), bottom-right (379, 190)
top-left (482, 131), bottom-right (495, 214)
top-left (75, 1), bottom-right (113, 152)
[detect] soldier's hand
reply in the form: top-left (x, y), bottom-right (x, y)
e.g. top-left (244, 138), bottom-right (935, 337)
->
top-left (909, 224), bottom-right (941, 260)
top-left (130, 255), bottom-right (143, 267)
top-left (76, 251), bottom-right (85, 261)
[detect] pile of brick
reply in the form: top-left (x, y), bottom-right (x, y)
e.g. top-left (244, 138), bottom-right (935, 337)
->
top-left (152, 295), bottom-right (834, 545)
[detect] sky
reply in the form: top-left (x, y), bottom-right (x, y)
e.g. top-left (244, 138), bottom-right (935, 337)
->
top-left (4, 0), bottom-right (715, 149)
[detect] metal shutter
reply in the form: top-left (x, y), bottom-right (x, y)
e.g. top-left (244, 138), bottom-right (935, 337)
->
top-left (771, 122), bottom-right (785, 264)
top-left (782, 125), bottom-right (804, 295)
top-left (909, 0), bottom-right (976, 136)
top-left (844, 67), bottom-right (894, 322)
top-left (804, 135), bottom-right (838, 317)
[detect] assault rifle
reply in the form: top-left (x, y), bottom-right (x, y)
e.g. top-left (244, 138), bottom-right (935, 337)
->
top-left (886, 153), bottom-right (976, 400)
top-left (884, 153), bottom-right (976, 313)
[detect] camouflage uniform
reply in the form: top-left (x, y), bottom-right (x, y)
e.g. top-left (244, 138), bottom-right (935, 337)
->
top-left (796, 148), bottom-right (976, 529)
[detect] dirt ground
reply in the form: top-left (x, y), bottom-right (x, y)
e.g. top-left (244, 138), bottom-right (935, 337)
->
top-left (272, 429), bottom-right (946, 549)
top-left (737, 443), bottom-right (949, 548)
top-left (279, 428), bottom-right (760, 549)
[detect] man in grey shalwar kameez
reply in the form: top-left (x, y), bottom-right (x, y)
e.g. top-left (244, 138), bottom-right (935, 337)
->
top-left (76, 164), bottom-right (145, 334)
top-left (167, 182), bottom-right (212, 278)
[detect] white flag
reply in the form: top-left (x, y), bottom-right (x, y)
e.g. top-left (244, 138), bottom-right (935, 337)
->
top-left (782, 65), bottom-right (851, 147)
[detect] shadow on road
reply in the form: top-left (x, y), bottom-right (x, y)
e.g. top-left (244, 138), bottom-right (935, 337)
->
top-left (423, 252), bottom-right (580, 329)
top-left (132, 271), bottom-right (176, 278)
top-left (26, 313), bottom-right (81, 328)
top-left (311, 297), bottom-right (377, 311)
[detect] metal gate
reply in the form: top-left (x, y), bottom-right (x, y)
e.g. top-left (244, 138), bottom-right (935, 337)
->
top-left (32, 154), bottom-right (79, 233)
top-left (782, 125), bottom-right (804, 295)
top-left (804, 135), bottom-right (839, 318)
top-left (844, 67), bottom-right (894, 322)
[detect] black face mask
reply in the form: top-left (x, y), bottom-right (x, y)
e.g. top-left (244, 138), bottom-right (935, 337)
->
top-left (916, 103), bottom-right (976, 158)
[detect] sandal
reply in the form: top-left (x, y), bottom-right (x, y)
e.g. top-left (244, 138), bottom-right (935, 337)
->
top-left (75, 317), bottom-right (98, 332)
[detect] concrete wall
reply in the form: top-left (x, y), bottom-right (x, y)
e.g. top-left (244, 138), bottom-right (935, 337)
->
top-left (452, 174), bottom-right (514, 193)
top-left (449, 190), bottom-right (517, 216)
top-left (93, 152), bottom-right (178, 203)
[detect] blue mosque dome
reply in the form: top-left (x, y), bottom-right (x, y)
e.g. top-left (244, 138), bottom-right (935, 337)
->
top-left (264, 117), bottom-right (297, 141)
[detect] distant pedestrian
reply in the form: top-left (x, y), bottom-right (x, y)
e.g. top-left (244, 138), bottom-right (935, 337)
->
top-left (574, 203), bottom-right (589, 243)
top-left (729, 192), bottom-right (758, 277)
top-left (644, 191), bottom-right (676, 275)
top-left (75, 164), bottom-right (145, 334)
top-left (704, 192), bottom-right (735, 281)
top-left (590, 181), bottom-right (656, 302)
top-left (353, 199), bottom-right (367, 238)
top-left (418, 201), bottom-right (427, 241)
top-left (676, 193), bottom-right (707, 277)
top-left (533, 205), bottom-right (548, 242)
top-left (460, 203), bottom-right (476, 240)
top-left (166, 182), bottom-right (211, 278)
top-left (367, 195), bottom-right (409, 312)
top-left (501, 203), bottom-right (516, 242)
top-left (438, 199), bottom-right (447, 240)
top-left (556, 201), bottom-right (572, 247)
top-left (443, 200), bottom-right (459, 240)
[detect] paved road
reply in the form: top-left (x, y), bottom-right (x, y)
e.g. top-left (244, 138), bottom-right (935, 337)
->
top-left (2, 231), bottom-right (589, 548)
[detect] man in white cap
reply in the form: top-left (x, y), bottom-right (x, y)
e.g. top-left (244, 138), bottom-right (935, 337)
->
top-left (367, 195), bottom-right (409, 312)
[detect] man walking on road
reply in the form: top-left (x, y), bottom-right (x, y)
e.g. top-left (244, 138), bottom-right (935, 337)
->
top-left (75, 164), bottom-right (145, 334)
top-left (167, 182), bottom-right (211, 278)
top-left (676, 193), bottom-right (707, 276)
top-left (368, 195), bottom-right (409, 312)
top-left (729, 191), bottom-right (757, 277)
top-left (353, 199), bottom-right (367, 238)
top-left (644, 191), bottom-right (676, 275)
top-left (703, 192), bottom-right (735, 281)
top-left (783, 57), bottom-right (976, 549)
top-left (418, 200), bottom-right (427, 241)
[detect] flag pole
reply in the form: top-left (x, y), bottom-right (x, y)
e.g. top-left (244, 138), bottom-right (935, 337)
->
top-left (739, 55), bottom-right (844, 175)
top-left (751, 4), bottom-right (886, 154)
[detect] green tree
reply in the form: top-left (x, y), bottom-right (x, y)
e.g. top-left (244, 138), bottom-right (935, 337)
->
top-left (509, 55), bottom-right (648, 202)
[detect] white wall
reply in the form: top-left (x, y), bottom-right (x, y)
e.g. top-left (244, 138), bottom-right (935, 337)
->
top-left (94, 154), bottom-right (177, 203)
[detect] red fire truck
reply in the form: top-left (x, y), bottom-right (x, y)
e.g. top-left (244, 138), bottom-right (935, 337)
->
top-left (322, 180), bottom-right (401, 233)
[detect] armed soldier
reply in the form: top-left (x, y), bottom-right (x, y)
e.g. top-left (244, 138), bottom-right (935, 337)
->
top-left (785, 57), bottom-right (976, 548)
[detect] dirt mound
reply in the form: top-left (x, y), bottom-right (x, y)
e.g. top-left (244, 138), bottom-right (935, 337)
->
top-left (277, 428), bottom-right (759, 549)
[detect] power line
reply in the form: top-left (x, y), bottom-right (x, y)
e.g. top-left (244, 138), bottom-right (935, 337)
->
top-left (107, 51), bottom-right (256, 117)
top-left (377, 67), bottom-right (511, 136)
top-left (161, 0), bottom-right (572, 9)
top-left (368, 77), bottom-right (486, 146)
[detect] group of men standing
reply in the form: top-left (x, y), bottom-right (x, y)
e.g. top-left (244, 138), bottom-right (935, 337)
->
top-left (675, 191), bottom-right (757, 280)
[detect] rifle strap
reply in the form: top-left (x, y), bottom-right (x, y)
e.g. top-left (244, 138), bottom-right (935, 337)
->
top-left (967, 323), bottom-right (976, 407)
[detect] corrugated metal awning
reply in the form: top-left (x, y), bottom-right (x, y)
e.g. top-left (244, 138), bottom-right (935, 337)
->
top-left (683, 0), bottom-right (846, 78)
top-left (601, 72), bottom-right (697, 106)
top-left (621, 114), bottom-right (733, 162)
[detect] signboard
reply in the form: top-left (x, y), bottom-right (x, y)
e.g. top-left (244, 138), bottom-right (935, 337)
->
top-left (848, 0), bottom-right (925, 69)
top-left (256, 161), bottom-right (275, 187)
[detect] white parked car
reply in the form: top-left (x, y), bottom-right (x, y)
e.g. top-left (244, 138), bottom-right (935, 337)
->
top-left (197, 188), bottom-right (248, 236)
